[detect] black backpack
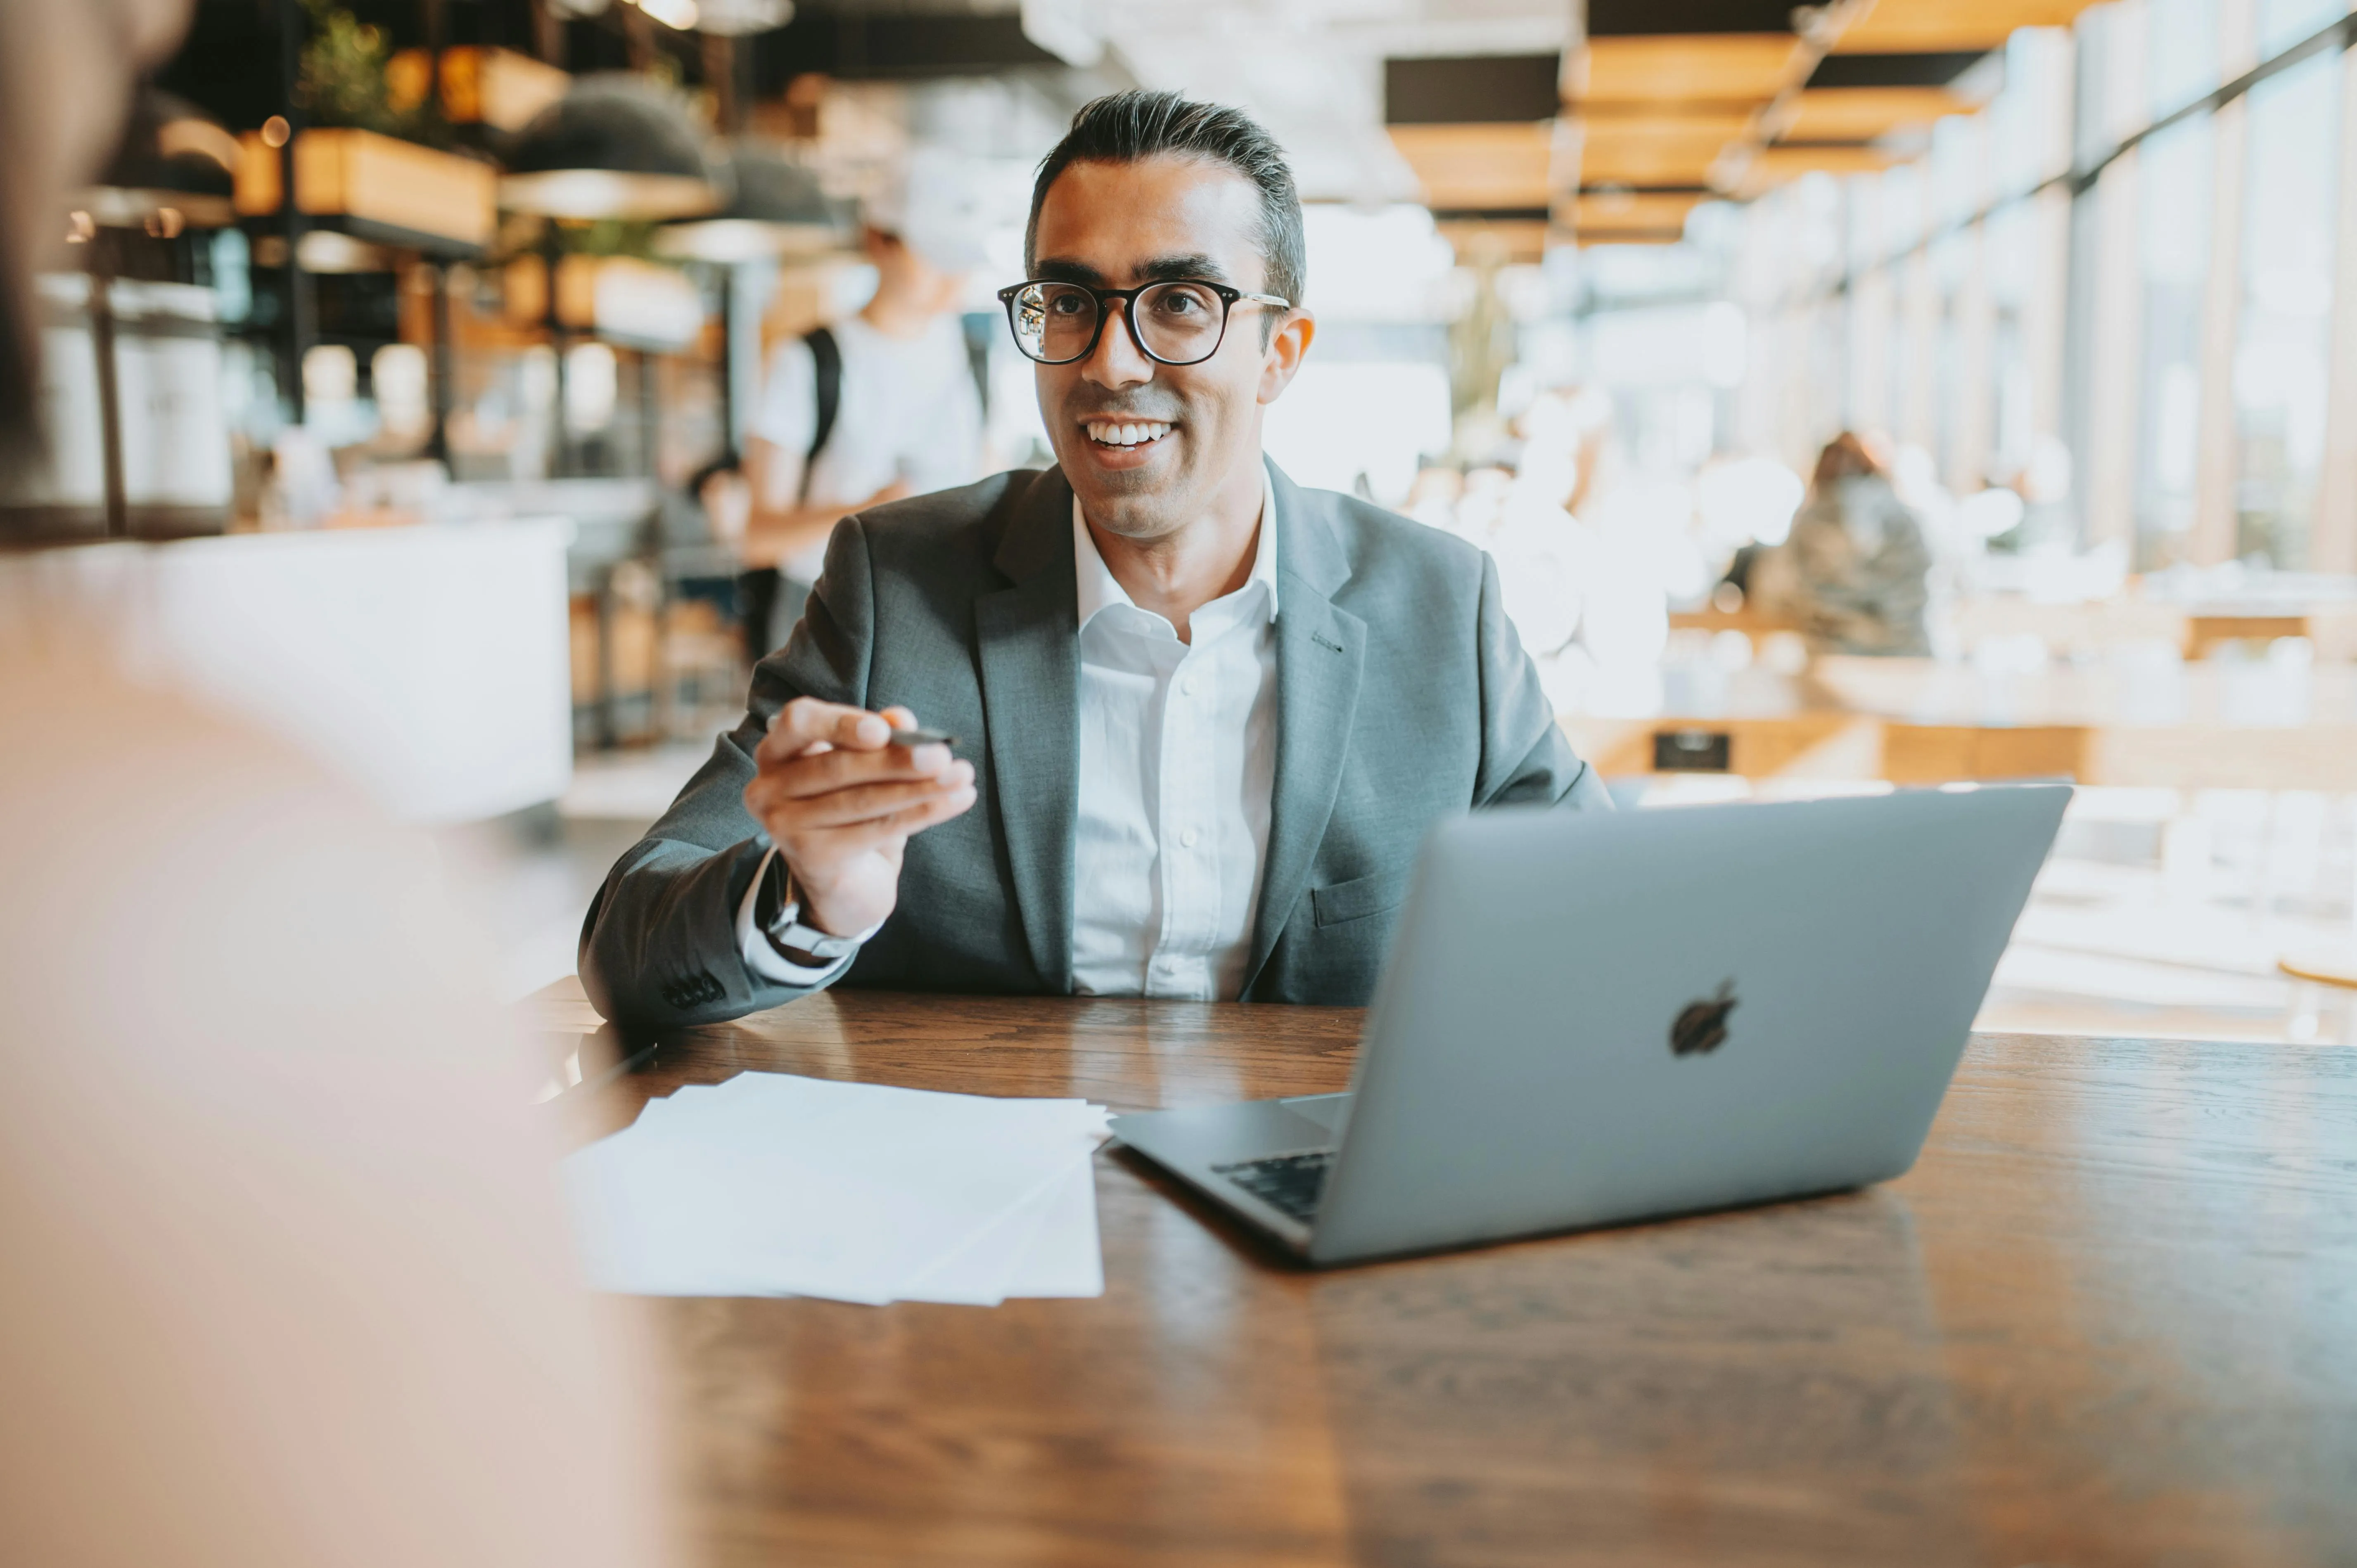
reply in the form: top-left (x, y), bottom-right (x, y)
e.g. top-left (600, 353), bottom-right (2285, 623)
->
top-left (737, 326), bottom-right (842, 663)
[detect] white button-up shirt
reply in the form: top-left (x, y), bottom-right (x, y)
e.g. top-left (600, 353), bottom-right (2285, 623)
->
top-left (1069, 471), bottom-right (1279, 1000)
top-left (739, 468), bottom-right (1282, 1000)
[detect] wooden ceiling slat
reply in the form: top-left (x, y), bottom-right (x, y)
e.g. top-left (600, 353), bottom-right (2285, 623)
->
top-left (1778, 85), bottom-right (1967, 141)
top-left (1572, 33), bottom-right (1806, 107)
top-left (1750, 144), bottom-right (1904, 174)
top-left (1579, 120), bottom-right (1748, 168)
top-left (1387, 122), bottom-right (1555, 212)
top-left (1579, 134), bottom-right (1729, 187)
top-left (1578, 107), bottom-right (1756, 138)
top-left (1736, 142), bottom-right (1903, 194)
top-left (1571, 190), bottom-right (1705, 231)
top-left (1433, 217), bottom-right (1552, 263)
top-left (1833, 0), bottom-right (2102, 54)
top-left (1577, 230), bottom-right (1691, 247)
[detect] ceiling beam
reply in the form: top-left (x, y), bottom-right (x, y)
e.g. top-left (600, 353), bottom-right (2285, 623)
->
top-left (1571, 189), bottom-right (1705, 232)
top-left (1570, 33), bottom-right (1808, 107)
top-left (1775, 84), bottom-right (1970, 141)
top-left (1833, 0), bottom-right (2104, 54)
top-left (1735, 141), bottom-right (1902, 195)
top-left (1387, 121), bottom-right (1554, 211)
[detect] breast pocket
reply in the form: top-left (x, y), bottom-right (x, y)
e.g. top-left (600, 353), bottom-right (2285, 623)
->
top-left (1310, 867), bottom-right (1412, 929)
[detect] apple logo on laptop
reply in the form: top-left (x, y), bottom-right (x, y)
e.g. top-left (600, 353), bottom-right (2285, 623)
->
top-left (1670, 981), bottom-right (1737, 1057)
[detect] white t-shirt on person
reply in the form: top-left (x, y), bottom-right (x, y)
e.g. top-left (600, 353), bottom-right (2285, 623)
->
top-left (748, 311), bottom-right (985, 583)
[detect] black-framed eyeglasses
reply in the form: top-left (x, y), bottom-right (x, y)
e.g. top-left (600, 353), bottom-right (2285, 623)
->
top-left (996, 278), bottom-right (1291, 367)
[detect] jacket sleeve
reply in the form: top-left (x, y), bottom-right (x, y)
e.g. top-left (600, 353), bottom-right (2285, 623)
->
top-left (1470, 550), bottom-right (1613, 812)
top-left (577, 517), bottom-right (878, 1028)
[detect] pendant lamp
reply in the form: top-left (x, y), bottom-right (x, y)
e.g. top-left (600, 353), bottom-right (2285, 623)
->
top-left (501, 75), bottom-right (723, 221)
top-left (655, 146), bottom-right (844, 263)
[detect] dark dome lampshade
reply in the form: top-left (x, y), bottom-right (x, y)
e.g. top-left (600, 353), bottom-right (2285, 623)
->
top-left (656, 146), bottom-right (847, 262)
top-left (82, 91), bottom-right (238, 230)
top-left (501, 76), bottom-right (723, 222)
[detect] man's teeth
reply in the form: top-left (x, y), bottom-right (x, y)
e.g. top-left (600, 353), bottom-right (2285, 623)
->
top-left (1086, 421), bottom-right (1172, 447)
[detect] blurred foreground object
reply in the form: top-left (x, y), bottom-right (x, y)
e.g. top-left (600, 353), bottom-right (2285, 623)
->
top-left (0, 613), bottom-right (671, 1568)
top-left (11, 521), bottom-right (575, 824)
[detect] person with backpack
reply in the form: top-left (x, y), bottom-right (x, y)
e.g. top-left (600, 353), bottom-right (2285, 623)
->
top-left (740, 153), bottom-right (989, 656)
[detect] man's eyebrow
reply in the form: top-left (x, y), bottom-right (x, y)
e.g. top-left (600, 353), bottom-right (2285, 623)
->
top-left (1030, 254), bottom-right (1236, 287)
top-left (1138, 253), bottom-right (1231, 284)
top-left (1032, 257), bottom-right (1108, 286)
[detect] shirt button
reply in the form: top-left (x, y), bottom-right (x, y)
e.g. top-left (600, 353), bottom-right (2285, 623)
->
top-left (1181, 827), bottom-right (1201, 848)
top-left (1180, 675), bottom-right (1198, 697)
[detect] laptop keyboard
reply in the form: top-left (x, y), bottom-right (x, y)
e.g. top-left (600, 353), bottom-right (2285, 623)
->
top-left (1212, 1149), bottom-right (1335, 1223)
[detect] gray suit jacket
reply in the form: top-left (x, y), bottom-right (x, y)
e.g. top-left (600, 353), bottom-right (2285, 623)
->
top-left (579, 462), bottom-right (1608, 1026)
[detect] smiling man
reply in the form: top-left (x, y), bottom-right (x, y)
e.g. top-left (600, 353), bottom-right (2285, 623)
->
top-left (580, 91), bottom-right (1608, 1026)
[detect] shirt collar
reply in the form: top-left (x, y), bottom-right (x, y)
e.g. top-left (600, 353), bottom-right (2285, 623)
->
top-left (1072, 461), bottom-right (1280, 634)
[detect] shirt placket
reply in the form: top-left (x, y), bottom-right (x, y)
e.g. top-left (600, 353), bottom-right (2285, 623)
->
top-left (1147, 632), bottom-right (1203, 1000)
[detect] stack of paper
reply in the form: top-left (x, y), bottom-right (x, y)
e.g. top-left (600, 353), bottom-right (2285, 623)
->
top-left (562, 1072), bottom-right (1109, 1305)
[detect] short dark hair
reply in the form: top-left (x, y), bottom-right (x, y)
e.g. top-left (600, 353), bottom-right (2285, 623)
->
top-left (1025, 90), bottom-right (1305, 324)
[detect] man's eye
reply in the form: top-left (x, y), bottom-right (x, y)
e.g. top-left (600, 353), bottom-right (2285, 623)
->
top-left (1157, 291), bottom-right (1204, 315)
top-left (1048, 294), bottom-right (1089, 315)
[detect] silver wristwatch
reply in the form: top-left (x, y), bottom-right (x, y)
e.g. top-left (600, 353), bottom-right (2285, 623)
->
top-left (759, 853), bottom-right (860, 965)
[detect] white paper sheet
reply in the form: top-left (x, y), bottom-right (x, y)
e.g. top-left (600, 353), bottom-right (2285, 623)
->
top-left (563, 1072), bottom-right (1109, 1306)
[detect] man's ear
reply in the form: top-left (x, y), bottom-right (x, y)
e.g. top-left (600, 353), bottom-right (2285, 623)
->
top-left (1257, 310), bottom-right (1316, 406)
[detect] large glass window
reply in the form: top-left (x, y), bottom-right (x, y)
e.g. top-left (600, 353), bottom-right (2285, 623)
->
top-left (2233, 50), bottom-right (2340, 565)
top-left (1844, 176), bottom-right (1894, 432)
top-left (2133, 116), bottom-right (2214, 566)
top-left (2259, 0), bottom-right (2345, 58)
top-left (1985, 201), bottom-right (2038, 479)
top-left (2150, 0), bottom-right (2223, 116)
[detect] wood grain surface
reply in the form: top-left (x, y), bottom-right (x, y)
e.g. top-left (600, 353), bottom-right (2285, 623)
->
top-left (538, 985), bottom-right (2357, 1568)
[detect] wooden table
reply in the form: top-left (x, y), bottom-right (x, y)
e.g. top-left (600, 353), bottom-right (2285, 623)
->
top-left (542, 987), bottom-right (2357, 1568)
top-left (1563, 656), bottom-right (2357, 789)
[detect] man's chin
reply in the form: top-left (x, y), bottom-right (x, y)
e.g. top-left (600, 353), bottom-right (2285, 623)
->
top-left (1064, 462), bottom-right (1186, 541)
top-left (1062, 433), bottom-right (1173, 492)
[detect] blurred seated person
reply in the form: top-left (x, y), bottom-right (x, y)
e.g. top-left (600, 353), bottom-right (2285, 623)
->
top-left (1757, 432), bottom-right (1931, 656)
top-left (740, 154), bottom-right (989, 655)
top-left (0, 4), bottom-right (666, 1561)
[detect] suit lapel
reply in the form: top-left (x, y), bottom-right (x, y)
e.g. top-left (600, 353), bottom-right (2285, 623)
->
top-left (1246, 467), bottom-right (1365, 991)
top-left (976, 469), bottom-right (1081, 993)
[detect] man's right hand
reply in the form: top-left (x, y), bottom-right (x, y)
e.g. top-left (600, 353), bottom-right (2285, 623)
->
top-left (742, 698), bottom-right (977, 939)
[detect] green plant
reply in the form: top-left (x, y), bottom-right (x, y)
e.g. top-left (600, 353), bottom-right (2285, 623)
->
top-left (296, 0), bottom-right (443, 141)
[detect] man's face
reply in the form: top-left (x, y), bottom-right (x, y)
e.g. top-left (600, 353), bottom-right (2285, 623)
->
top-left (1027, 155), bottom-right (1311, 542)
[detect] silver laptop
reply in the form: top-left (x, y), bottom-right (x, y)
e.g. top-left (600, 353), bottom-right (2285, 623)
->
top-left (1111, 784), bottom-right (2070, 1266)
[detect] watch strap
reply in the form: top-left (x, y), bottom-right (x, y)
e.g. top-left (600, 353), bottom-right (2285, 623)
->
top-left (758, 853), bottom-right (859, 964)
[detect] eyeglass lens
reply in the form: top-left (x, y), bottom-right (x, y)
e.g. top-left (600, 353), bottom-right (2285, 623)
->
top-left (1009, 281), bottom-right (1229, 365)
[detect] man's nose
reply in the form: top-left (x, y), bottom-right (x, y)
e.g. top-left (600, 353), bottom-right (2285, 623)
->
top-left (1081, 302), bottom-right (1155, 390)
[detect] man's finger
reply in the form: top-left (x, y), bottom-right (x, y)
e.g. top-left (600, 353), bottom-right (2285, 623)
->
top-left (771, 773), bottom-right (972, 831)
top-left (744, 757), bottom-right (970, 832)
top-left (767, 744), bottom-right (960, 802)
top-left (756, 696), bottom-right (892, 765)
top-left (794, 786), bottom-right (977, 857)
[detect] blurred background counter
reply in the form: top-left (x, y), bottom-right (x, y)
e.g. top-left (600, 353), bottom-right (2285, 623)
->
top-left (9, 518), bottom-right (574, 825)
